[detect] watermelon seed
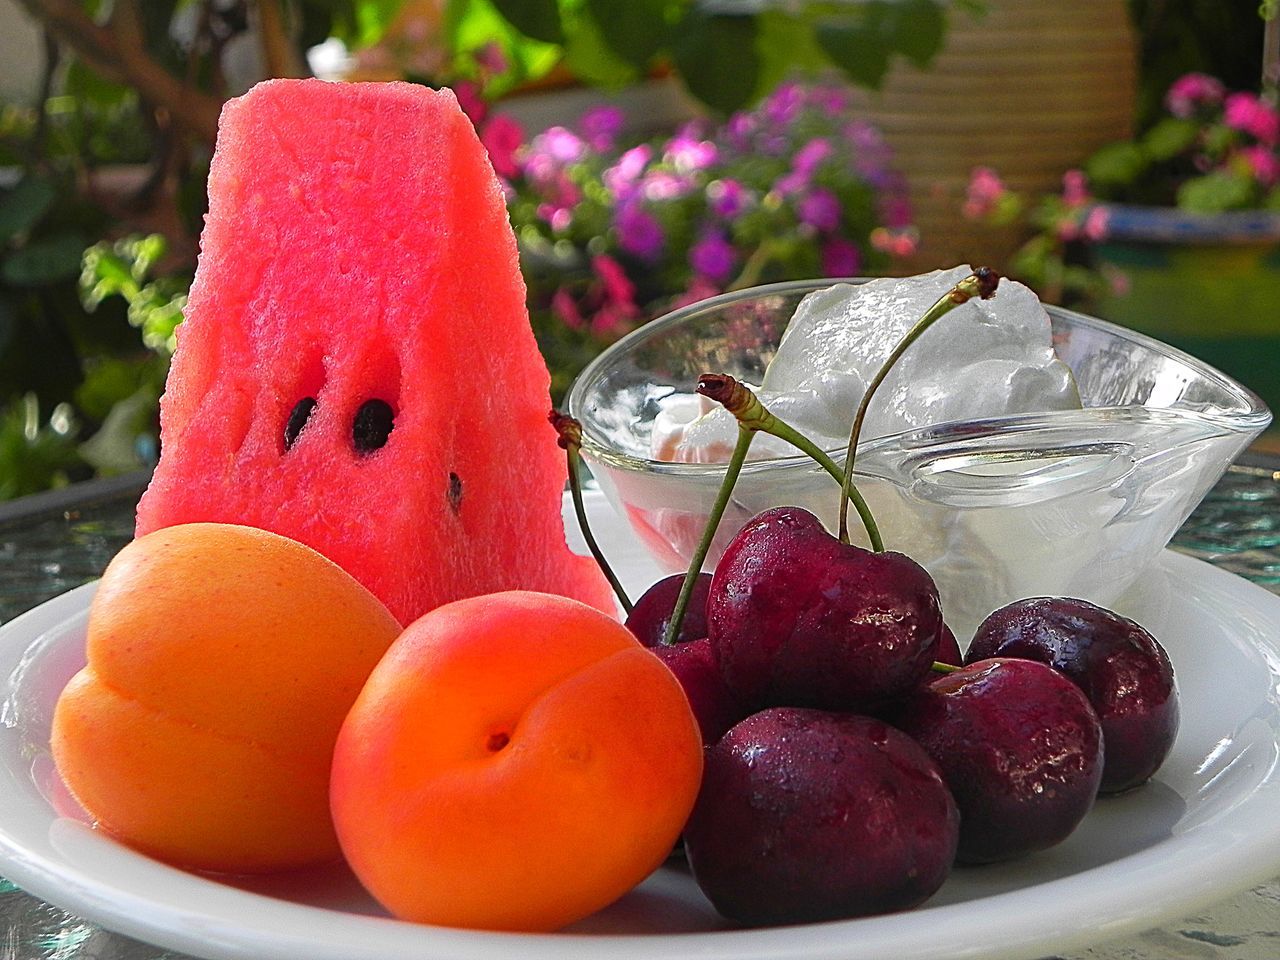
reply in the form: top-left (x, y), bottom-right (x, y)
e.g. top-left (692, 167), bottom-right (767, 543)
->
top-left (353, 399), bottom-right (395, 454)
top-left (448, 472), bottom-right (463, 513)
top-left (284, 397), bottom-right (318, 451)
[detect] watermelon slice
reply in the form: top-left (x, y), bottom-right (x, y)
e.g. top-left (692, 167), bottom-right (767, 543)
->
top-left (136, 79), bottom-right (613, 625)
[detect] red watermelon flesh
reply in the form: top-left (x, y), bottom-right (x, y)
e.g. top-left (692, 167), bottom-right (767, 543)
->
top-left (135, 79), bottom-right (614, 625)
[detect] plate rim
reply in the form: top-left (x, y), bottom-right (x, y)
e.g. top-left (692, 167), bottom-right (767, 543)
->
top-left (2, 542), bottom-right (1280, 960)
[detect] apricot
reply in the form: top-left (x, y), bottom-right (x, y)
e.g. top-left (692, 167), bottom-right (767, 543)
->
top-left (330, 590), bottom-right (704, 932)
top-left (51, 523), bottom-right (402, 874)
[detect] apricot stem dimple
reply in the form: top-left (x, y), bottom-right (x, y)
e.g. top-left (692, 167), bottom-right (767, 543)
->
top-left (486, 731), bottom-right (511, 753)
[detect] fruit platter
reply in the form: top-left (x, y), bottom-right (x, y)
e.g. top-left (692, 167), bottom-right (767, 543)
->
top-left (1, 77), bottom-right (1280, 960)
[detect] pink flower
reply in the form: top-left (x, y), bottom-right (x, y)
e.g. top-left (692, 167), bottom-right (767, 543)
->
top-left (592, 254), bottom-right (636, 307)
top-left (1241, 145), bottom-right (1280, 185)
top-left (963, 166), bottom-right (1007, 219)
top-left (665, 135), bottom-right (718, 173)
top-left (797, 189), bottom-right (841, 232)
top-left (870, 227), bottom-right (918, 259)
top-left (821, 236), bottom-right (861, 276)
top-left (879, 193), bottom-right (913, 230)
top-left (551, 288), bottom-right (584, 329)
top-left (671, 276), bottom-right (721, 309)
top-left (480, 114), bottom-right (524, 180)
top-left (474, 42), bottom-right (509, 77)
top-left (1224, 92), bottom-right (1280, 145)
top-left (614, 203), bottom-right (664, 261)
top-left (1062, 169), bottom-right (1090, 208)
top-left (581, 105), bottom-right (625, 151)
top-left (589, 302), bottom-right (636, 338)
top-left (1082, 206), bottom-right (1110, 242)
top-left (642, 171), bottom-right (692, 201)
top-left (689, 232), bottom-right (736, 282)
top-left (603, 145), bottom-right (652, 199)
top-left (454, 81), bottom-right (489, 127)
top-left (532, 126), bottom-right (586, 164)
top-left (1165, 72), bottom-right (1225, 118)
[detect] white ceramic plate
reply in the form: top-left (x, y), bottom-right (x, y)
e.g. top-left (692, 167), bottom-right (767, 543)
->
top-left (2, 490), bottom-right (1280, 960)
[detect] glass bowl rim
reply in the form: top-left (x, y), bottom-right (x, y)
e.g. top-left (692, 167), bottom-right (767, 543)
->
top-left (565, 277), bottom-right (1273, 477)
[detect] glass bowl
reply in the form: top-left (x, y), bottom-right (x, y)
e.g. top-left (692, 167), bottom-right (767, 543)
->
top-left (566, 279), bottom-right (1273, 638)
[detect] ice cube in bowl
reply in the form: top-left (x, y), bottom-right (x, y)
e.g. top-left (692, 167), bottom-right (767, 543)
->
top-left (566, 278), bottom-right (1272, 638)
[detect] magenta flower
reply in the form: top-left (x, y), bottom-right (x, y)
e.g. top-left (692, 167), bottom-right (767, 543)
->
top-left (794, 138), bottom-right (833, 177)
top-left (725, 112), bottom-right (757, 151)
top-left (812, 85), bottom-right (850, 118)
top-left (615, 203), bottom-right (664, 261)
top-left (480, 114), bottom-right (524, 180)
top-left (581, 105), bottom-right (625, 151)
top-left (1165, 72), bottom-right (1226, 118)
top-left (797, 188), bottom-right (842, 232)
top-left (1224, 92), bottom-right (1280, 145)
top-left (963, 166), bottom-right (1006, 219)
top-left (603, 144), bottom-right (652, 199)
top-left (592, 254), bottom-right (636, 307)
top-left (665, 135), bottom-right (718, 173)
top-left (689, 231), bottom-right (736, 282)
top-left (454, 81), bottom-right (489, 127)
top-left (764, 82), bottom-right (805, 127)
top-left (1241, 145), bottom-right (1280, 186)
top-left (551, 288), bottom-right (584, 329)
top-left (707, 178), bottom-right (747, 218)
top-left (879, 193), bottom-right (913, 230)
top-left (820, 236), bottom-right (861, 277)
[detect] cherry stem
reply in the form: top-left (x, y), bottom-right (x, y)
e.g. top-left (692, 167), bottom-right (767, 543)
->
top-left (931, 661), bottom-right (962, 674)
top-left (838, 267), bottom-right (1001, 544)
top-left (549, 411), bottom-right (632, 615)
top-left (661, 425), bottom-right (754, 646)
top-left (697, 374), bottom-right (883, 552)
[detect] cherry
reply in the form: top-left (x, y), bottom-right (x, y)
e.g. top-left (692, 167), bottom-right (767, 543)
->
top-left (683, 708), bottom-right (958, 924)
top-left (968, 597), bottom-right (1178, 794)
top-left (625, 573), bottom-right (713, 648)
top-left (650, 637), bottom-right (747, 747)
top-left (896, 657), bottom-right (1104, 864)
top-left (933, 623), bottom-right (963, 667)
top-left (706, 506), bottom-right (942, 713)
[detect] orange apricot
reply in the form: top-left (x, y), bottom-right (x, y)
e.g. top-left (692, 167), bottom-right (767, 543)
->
top-left (51, 522), bottom-right (402, 874)
top-left (330, 590), bottom-right (704, 932)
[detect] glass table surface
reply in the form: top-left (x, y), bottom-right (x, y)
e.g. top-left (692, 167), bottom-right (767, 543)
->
top-left (1, 458), bottom-right (1278, 960)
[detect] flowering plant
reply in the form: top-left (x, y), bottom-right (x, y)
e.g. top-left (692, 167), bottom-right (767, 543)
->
top-left (463, 80), bottom-right (918, 396)
top-left (961, 73), bottom-right (1280, 303)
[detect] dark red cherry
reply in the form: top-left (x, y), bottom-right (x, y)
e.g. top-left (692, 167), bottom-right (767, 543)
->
top-left (683, 708), bottom-right (958, 924)
top-left (625, 573), bottom-right (712, 647)
top-left (706, 506), bottom-right (942, 712)
top-left (968, 597), bottom-right (1178, 794)
top-left (650, 637), bottom-right (747, 747)
top-left (933, 623), bottom-right (963, 667)
top-left (896, 657), bottom-right (1104, 864)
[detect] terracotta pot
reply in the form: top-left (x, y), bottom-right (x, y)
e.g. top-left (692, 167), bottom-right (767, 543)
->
top-left (850, 0), bottom-right (1138, 273)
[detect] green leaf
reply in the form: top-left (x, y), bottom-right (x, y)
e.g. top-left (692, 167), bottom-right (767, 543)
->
top-left (328, 0), bottom-right (406, 48)
top-left (561, 4), bottom-right (640, 88)
top-left (63, 60), bottom-right (133, 108)
top-left (1085, 141), bottom-right (1148, 189)
top-left (1141, 117), bottom-right (1198, 162)
top-left (444, 0), bottom-right (562, 92)
top-left (815, 10), bottom-right (891, 90)
top-left (2, 232), bottom-right (87, 287)
top-left (753, 10), bottom-right (834, 98)
top-left (584, 0), bottom-right (671, 69)
top-left (1177, 170), bottom-right (1255, 214)
top-left (492, 0), bottom-right (565, 43)
top-left (885, 0), bottom-right (946, 69)
top-left (0, 179), bottom-right (57, 246)
top-left (672, 12), bottom-right (760, 114)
